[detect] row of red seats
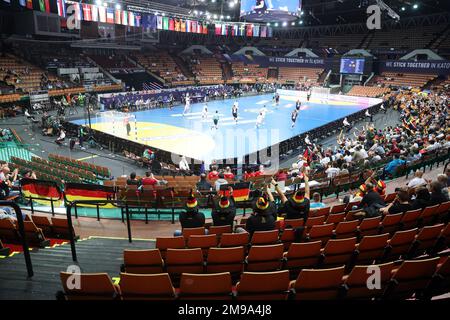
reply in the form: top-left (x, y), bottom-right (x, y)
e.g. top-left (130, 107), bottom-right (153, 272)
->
top-left (58, 256), bottom-right (450, 300)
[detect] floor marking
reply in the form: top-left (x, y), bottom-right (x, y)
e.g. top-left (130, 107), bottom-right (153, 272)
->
top-left (256, 100), bottom-right (270, 105)
top-left (77, 155), bottom-right (99, 161)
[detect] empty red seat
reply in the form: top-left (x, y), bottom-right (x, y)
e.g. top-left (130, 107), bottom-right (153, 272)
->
top-left (250, 230), bottom-right (279, 245)
top-left (246, 244), bottom-right (284, 272)
top-left (410, 224), bottom-right (444, 257)
top-left (305, 223), bottom-right (334, 245)
top-left (343, 262), bottom-right (396, 299)
top-left (187, 234), bottom-right (218, 256)
top-left (354, 233), bottom-right (389, 264)
top-left (284, 218), bottom-right (305, 228)
top-left (179, 272), bottom-right (232, 300)
top-left (321, 237), bottom-right (357, 268)
top-left (283, 241), bottom-right (322, 276)
top-left (206, 246), bottom-right (245, 275)
top-left (357, 216), bottom-right (382, 238)
top-left (384, 257), bottom-right (440, 299)
top-left (400, 209), bottom-right (421, 230)
top-left (330, 204), bottom-right (346, 214)
top-left (310, 207), bottom-right (330, 217)
top-left (385, 228), bottom-right (418, 260)
top-left (155, 237), bottom-right (185, 258)
top-left (326, 213), bottom-right (346, 225)
top-left (208, 225), bottom-right (232, 235)
top-left (290, 266), bottom-right (345, 300)
top-left (165, 248), bottom-right (204, 278)
top-left (380, 213), bottom-right (403, 234)
top-left (305, 216), bottom-right (326, 230)
top-left (119, 273), bottom-right (176, 300)
top-left (419, 205), bottom-right (439, 225)
top-left (182, 227), bottom-right (205, 240)
top-left (59, 272), bottom-right (120, 300)
top-left (220, 232), bottom-right (249, 247)
top-left (334, 220), bottom-right (359, 239)
top-left (235, 270), bottom-right (290, 300)
top-left (122, 249), bottom-right (164, 274)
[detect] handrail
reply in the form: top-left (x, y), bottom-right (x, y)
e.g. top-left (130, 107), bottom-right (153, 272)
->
top-left (0, 201), bottom-right (33, 278)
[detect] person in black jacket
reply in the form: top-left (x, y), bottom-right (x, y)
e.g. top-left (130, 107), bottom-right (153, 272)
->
top-left (429, 181), bottom-right (447, 206)
top-left (353, 182), bottom-right (386, 218)
top-left (273, 175), bottom-right (310, 222)
top-left (174, 193), bottom-right (206, 236)
top-left (243, 184), bottom-right (277, 235)
top-left (411, 186), bottom-right (431, 210)
top-left (211, 187), bottom-right (236, 228)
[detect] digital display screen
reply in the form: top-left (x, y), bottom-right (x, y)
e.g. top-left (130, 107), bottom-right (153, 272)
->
top-left (240, 0), bottom-right (301, 22)
top-left (340, 58), bottom-right (365, 74)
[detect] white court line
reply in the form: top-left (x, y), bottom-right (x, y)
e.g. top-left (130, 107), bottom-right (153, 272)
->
top-left (283, 103), bottom-right (294, 108)
top-left (220, 119), bottom-right (256, 126)
top-left (171, 111), bottom-right (205, 117)
top-left (256, 100), bottom-right (270, 105)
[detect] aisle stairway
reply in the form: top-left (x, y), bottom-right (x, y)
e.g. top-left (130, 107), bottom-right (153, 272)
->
top-left (0, 237), bottom-right (154, 300)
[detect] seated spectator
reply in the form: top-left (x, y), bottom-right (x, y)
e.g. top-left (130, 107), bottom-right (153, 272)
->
top-left (175, 193), bottom-right (205, 235)
top-left (196, 173), bottom-right (212, 192)
top-left (379, 188), bottom-right (411, 215)
top-left (141, 172), bottom-right (158, 186)
top-left (211, 188), bottom-right (236, 228)
top-left (310, 192), bottom-right (326, 209)
top-left (126, 172), bottom-right (140, 186)
top-left (208, 165), bottom-right (219, 180)
top-left (353, 182), bottom-right (386, 218)
top-left (239, 185), bottom-right (276, 235)
top-left (410, 186), bottom-right (431, 210)
top-left (384, 154), bottom-right (406, 176)
top-left (223, 167), bottom-right (235, 180)
top-left (325, 162), bottom-right (340, 179)
top-left (275, 169), bottom-right (288, 182)
top-left (437, 174), bottom-right (450, 200)
top-left (429, 181), bottom-right (447, 205)
top-left (272, 175), bottom-right (310, 221)
top-left (214, 173), bottom-right (228, 192)
top-left (179, 156), bottom-right (190, 175)
top-left (407, 170), bottom-right (427, 189)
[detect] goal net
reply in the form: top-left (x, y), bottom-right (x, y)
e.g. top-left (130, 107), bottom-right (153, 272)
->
top-left (95, 111), bottom-right (136, 137)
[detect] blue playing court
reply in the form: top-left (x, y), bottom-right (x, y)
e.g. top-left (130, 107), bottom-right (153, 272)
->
top-left (72, 90), bottom-right (381, 163)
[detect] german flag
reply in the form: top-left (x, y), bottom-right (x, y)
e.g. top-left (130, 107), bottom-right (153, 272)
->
top-left (219, 182), bottom-right (251, 202)
top-left (20, 179), bottom-right (63, 207)
top-left (64, 183), bottom-right (115, 208)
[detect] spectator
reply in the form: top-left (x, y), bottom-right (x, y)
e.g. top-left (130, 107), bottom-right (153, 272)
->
top-left (310, 192), bottom-right (326, 209)
top-left (384, 154), bottom-right (406, 176)
top-left (353, 182), bottom-right (386, 218)
top-left (175, 193), bottom-right (206, 235)
top-left (407, 170), bottom-right (427, 189)
top-left (141, 172), bottom-right (158, 186)
top-left (379, 188), bottom-right (411, 215)
top-left (179, 156), bottom-right (190, 174)
top-left (214, 173), bottom-right (228, 192)
top-left (429, 181), bottom-right (447, 206)
top-left (436, 174), bottom-right (450, 200)
top-left (126, 172), bottom-right (140, 186)
top-left (196, 173), bottom-right (212, 192)
top-left (208, 165), bottom-right (219, 180)
top-left (211, 188), bottom-right (236, 228)
top-left (272, 175), bottom-right (310, 221)
top-left (410, 186), bottom-right (431, 210)
top-left (240, 185), bottom-right (276, 235)
top-left (223, 166), bottom-right (235, 180)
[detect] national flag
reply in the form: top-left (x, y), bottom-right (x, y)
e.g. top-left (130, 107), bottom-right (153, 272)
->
top-left (267, 26), bottom-right (273, 37)
top-left (196, 22), bottom-right (202, 34)
top-left (121, 10), bottom-right (128, 25)
top-left (98, 6), bottom-right (106, 23)
top-left (56, 0), bottom-right (66, 17)
top-left (19, 0), bottom-right (26, 7)
top-left (156, 15), bottom-right (163, 29)
top-left (253, 25), bottom-right (260, 37)
top-left (82, 4), bottom-right (92, 22)
top-left (260, 26), bottom-right (267, 38)
top-left (20, 179), bottom-right (63, 207)
top-left (64, 183), bottom-right (115, 208)
top-left (239, 24), bottom-right (245, 36)
top-left (39, 0), bottom-right (45, 11)
top-left (44, 0), bottom-right (50, 12)
top-left (91, 5), bottom-right (98, 22)
top-left (219, 182), bottom-right (251, 202)
top-left (191, 20), bottom-right (197, 33)
top-left (180, 19), bottom-right (186, 32)
top-left (106, 8), bottom-right (114, 24)
top-left (232, 25), bottom-right (238, 36)
top-left (135, 14), bottom-right (141, 27)
top-left (74, 2), bottom-right (83, 21)
top-left (115, 9), bottom-right (121, 24)
top-left (26, 0), bottom-right (32, 9)
top-left (169, 18), bottom-right (174, 31)
top-left (162, 16), bottom-right (169, 30)
top-left (128, 11), bottom-right (135, 26)
top-left (215, 23), bottom-right (221, 35)
top-left (202, 22), bottom-right (208, 34)
top-left (221, 24), bottom-right (228, 36)
top-left (185, 19), bottom-right (191, 33)
top-left (246, 24), bottom-right (253, 37)
top-left (174, 18), bottom-right (180, 32)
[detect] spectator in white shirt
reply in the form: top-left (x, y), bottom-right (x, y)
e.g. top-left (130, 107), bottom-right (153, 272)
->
top-left (407, 170), bottom-right (427, 189)
top-left (325, 162), bottom-right (340, 179)
top-left (179, 156), bottom-right (190, 173)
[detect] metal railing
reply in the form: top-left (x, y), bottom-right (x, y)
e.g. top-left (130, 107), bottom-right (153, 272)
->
top-left (0, 201), bottom-right (33, 278)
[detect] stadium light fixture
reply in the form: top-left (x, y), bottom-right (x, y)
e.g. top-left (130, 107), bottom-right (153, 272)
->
top-left (413, 4), bottom-right (418, 9)
top-left (401, 7), bottom-right (405, 11)
top-left (266, 22), bottom-right (271, 26)
top-left (213, 14), bottom-right (218, 19)
top-left (229, 2), bottom-right (235, 8)
top-left (220, 15), bottom-right (224, 19)
top-left (226, 15), bottom-right (231, 19)
top-left (274, 22), bottom-right (279, 27)
top-left (115, 4), bottom-right (121, 10)
top-left (282, 21), bottom-right (287, 26)
top-left (103, 2), bottom-right (107, 7)
top-left (95, 0), bottom-right (102, 6)
top-left (291, 22), bottom-right (295, 26)
top-left (299, 20), bottom-right (303, 24)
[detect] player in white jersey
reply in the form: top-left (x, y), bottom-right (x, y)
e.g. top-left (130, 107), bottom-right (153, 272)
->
top-left (255, 112), bottom-right (264, 129)
top-left (201, 103), bottom-right (208, 120)
top-left (232, 102), bottom-right (239, 123)
top-left (183, 94), bottom-right (191, 116)
top-left (260, 105), bottom-right (268, 119)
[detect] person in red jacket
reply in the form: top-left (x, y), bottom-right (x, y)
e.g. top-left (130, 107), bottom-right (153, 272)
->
top-left (208, 165), bottom-right (219, 180)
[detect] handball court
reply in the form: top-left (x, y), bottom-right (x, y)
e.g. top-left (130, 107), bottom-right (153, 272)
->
top-left (72, 91), bottom-right (382, 163)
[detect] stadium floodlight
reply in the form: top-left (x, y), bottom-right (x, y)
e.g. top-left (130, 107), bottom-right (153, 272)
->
top-left (413, 4), bottom-right (418, 9)
top-left (115, 4), bottom-right (121, 10)
top-left (229, 1), bottom-right (235, 8)
top-left (375, 0), bottom-right (400, 21)
top-left (282, 21), bottom-right (287, 27)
